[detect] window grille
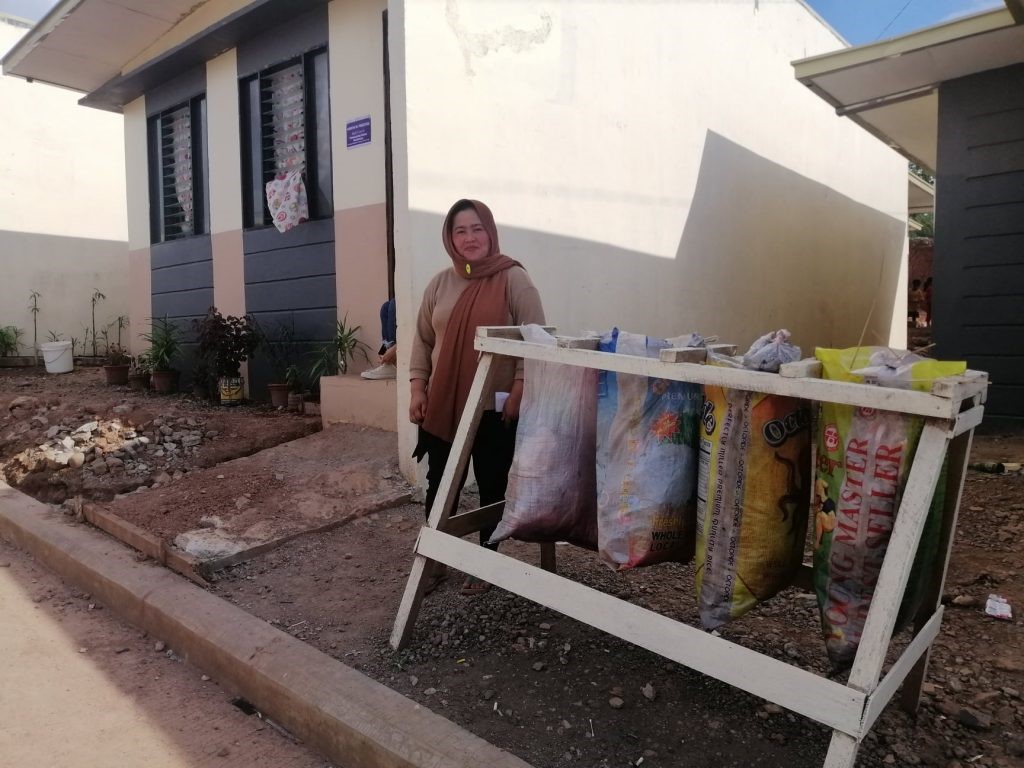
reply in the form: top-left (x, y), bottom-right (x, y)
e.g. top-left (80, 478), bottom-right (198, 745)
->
top-left (148, 96), bottom-right (206, 243)
top-left (160, 104), bottom-right (195, 239)
top-left (261, 61), bottom-right (306, 183)
top-left (240, 48), bottom-right (331, 228)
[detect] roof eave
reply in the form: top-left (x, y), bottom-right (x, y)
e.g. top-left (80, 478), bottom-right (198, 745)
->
top-left (1, 0), bottom-right (85, 80)
top-left (792, 8), bottom-right (1014, 84)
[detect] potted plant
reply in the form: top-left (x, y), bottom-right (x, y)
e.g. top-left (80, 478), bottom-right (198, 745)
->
top-left (284, 365), bottom-right (307, 412)
top-left (261, 319), bottom-right (304, 408)
top-left (0, 326), bottom-right (23, 357)
top-left (142, 317), bottom-right (182, 394)
top-left (194, 307), bottom-right (258, 406)
top-left (308, 315), bottom-right (370, 380)
top-left (190, 356), bottom-right (218, 401)
top-left (102, 343), bottom-right (131, 384)
top-left (128, 353), bottom-right (152, 390)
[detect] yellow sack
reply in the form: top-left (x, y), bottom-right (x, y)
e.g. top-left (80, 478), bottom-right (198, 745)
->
top-left (695, 386), bottom-right (812, 629)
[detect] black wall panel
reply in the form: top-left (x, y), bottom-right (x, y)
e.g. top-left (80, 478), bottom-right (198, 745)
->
top-left (934, 64), bottom-right (1024, 428)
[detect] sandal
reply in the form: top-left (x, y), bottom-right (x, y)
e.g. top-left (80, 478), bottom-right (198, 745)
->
top-left (423, 565), bottom-right (449, 596)
top-left (461, 576), bottom-right (491, 596)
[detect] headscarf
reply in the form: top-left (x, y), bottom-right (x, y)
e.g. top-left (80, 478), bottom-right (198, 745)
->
top-left (421, 199), bottom-right (520, 442)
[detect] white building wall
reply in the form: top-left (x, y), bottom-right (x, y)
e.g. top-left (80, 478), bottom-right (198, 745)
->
top-left (0, 19), bottom-right (129, 356)
top-left (393, 0), bottom-right (910, 476)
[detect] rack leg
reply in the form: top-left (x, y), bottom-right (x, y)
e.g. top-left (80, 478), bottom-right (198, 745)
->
top-left (540, 542), bottom-right (556, 573)
top-left (824, 731), bottom-right (860, 768)
top-left (900, 425), bottom-right (975, 713)
top-left (390, 354), bottom-right (498, 650)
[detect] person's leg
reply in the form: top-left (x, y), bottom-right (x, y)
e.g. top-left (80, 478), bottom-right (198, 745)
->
top-left (471, 411), bottom-right (518, 549)
top-left (417, 428), bottom-right (460, 594)
top-left (378, 301), bottom-right (390, 356)
top-left (383, 298), bottom-right (397, 349)
top-left (364, 299), bottom-right (398, 379)
top-left (423, 435), bottom-right (452, 523)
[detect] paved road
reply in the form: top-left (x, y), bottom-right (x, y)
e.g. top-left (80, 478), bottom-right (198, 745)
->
top-left (0, 535), bottom-right (332, 768)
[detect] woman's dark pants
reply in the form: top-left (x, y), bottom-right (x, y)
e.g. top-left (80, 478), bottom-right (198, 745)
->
top-left (417, 412), bottom-right (517, 549)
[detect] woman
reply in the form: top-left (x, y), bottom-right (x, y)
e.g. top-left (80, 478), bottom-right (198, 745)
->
top-left (409, 199), bottom-right (546, 594)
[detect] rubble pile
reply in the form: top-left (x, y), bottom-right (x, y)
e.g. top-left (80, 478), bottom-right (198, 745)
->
top-left (9, 414), bottom-right (219, 484)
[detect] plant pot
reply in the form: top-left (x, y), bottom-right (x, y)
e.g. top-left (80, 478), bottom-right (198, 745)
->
top-left (151, 369), bottom-right (180, 394)
top-left (287, 391), bottom-right (305, 414)
top-left (268, 383), bottom-right (291, 408)
top-left (219, 376), bottom-right (244, 406)
top-left (103, 364), bottom-right (130, 385)
top-left (127, 372), bottom-right (150, 391)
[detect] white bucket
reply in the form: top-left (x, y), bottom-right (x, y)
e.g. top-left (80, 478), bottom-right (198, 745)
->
top-left (40, 341), bottom-right (74, 374)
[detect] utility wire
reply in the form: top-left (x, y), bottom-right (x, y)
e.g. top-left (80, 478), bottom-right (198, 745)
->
top-left (875, 0), bottom-right (916, 40)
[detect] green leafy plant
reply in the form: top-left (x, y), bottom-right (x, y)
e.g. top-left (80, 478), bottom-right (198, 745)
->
top-left (90, 289), bottom-right (105, 357)
top-left (131, 351), bottom-right (153, 374)
top-left (259, 318), bottom-right (306, 391)
top-left (141, 317), bottom-right (183, 371)
top-left (307, 316), bottom-right (371, 384)
top-left (28, 291), bottom-right (40, 364)
top-left (307, 343), bottom-right (339, 383)
top-left (0, 326), bottom-right (23, 356)
top-left (193, 307), bottom-right (259, 379)
top-left (99, 327), bottom-right (111, 357)
top-left (190, 355), bottom-right (218, 400)
top-left (104, 343), bottom-right (130, 366)
top-left (46, 330), bottom-right (63, 342)
top-left (284, 364), bottom-right (303, 392)
top-left (114, 315), bottom-right (129, 347)
top-left (330, 315), bottom-right (370, 375)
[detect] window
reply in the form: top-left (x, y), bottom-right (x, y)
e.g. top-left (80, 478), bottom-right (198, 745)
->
top-left (240, 48), bottom-right (332, 229)
top-left (147, 96), bottom-right (208, 243)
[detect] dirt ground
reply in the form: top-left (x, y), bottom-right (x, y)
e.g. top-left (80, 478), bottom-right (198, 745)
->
top-left (0, 535), bottom-right (332, 768)
top-left (0, 367), bottom-right (320, 506)
top-left (205, 465), bottom-right (1024, 768)
top-left (99, 424), bottom-right (413, 565)
top-left (3, 367), bottom-right (1023, 768)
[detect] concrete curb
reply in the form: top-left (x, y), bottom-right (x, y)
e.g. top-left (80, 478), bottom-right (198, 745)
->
top-left (0, 482), bottom-right (533, 768)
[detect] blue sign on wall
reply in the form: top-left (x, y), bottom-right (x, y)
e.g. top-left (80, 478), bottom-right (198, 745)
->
top-left (346, 116), bottom-right (371, 148)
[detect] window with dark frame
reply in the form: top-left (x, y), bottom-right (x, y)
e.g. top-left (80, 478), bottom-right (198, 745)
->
top-left (147, 96), bottom-right (208, 243)
top-left (240, 47), bottom-right (332, 229)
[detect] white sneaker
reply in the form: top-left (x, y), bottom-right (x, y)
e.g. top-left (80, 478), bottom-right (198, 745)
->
top-left (360, 363), bottom-right (397, 380)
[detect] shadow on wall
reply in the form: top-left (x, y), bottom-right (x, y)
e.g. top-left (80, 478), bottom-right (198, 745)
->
top-left (409, 131), bottom-right (906, 351)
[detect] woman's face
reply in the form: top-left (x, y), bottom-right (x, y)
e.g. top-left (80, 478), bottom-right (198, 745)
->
top-left (451, 209), bottom-right (491, 263)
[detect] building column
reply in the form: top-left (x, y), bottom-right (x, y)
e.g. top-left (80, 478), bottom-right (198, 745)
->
top-left (124, 96), bottom-right (152, 356)
top-left (207, 49), bottom-right (246, 318)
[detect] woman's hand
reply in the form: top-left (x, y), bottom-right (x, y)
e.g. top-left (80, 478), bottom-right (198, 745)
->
top-left (410, 380), bottom-right (428, 424)
top-left (502, 379), bottom-right (524, 425)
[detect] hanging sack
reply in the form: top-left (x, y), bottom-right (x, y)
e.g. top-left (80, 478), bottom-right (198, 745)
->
top-left (813, 347), bottom-right (964, 666)
top-left (695, 330), bottom-right (812, 629)
top-left (595, 329), bottom-right (702, 570)
top-left (490, 325), bottom-right (598, 549)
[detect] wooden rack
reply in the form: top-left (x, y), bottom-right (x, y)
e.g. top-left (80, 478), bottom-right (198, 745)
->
top-left (391, 326), bottom-right (988, 768)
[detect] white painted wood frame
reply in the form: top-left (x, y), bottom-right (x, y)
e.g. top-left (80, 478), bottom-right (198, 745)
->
top-left (391, 327), bottom-right (986, 768)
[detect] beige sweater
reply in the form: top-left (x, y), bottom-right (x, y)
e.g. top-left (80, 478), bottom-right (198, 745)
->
top-left (410, 266), bottom-right (546, 401)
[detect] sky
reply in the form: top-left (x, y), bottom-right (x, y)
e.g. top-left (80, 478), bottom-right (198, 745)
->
top-left (806, 0), bottom-right (1005, 45)
top-left (0, 0), bottom-right (1009, 46)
